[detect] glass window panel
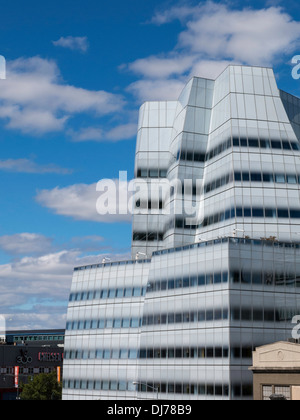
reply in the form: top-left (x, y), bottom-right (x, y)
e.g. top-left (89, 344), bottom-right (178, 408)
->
top-left (278, 209), bottom-right (289, 218)
top-left (240, 138), bottom-right (247, 147)
top-left (287, 175), bottom-right (297, 184)
top-left (248, 138), bottom-right (259, 148)
top-left (116, 288), bottom-right (124, 298)
top-left (103, 350), bottom-right (111, 359)
top-left (252, 208), bottom-right (264, 217)
top-left (133, 287), bottom-right (141, 297)
top-left (275, 174), bottom-right (285, 183)
top-left (265, 208), bottom-right (276, 218)
top-left (113, 319), bottom-right (121, 328)
top-left (271, 140), bottom-right (282, 150)
top-left (102, 381), bottom-right (109, 390)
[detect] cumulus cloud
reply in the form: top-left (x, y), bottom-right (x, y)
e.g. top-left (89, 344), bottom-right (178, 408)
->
top-left (0, 56), bottom-right (124, 135)
top-left (0, 158), bottom-right (72, 174)
top-left (35, 180), bottom-right (133, 223)
top-left (176, 3), bottom-right (300, 65)
top-left (125, 2), bottom-right (300, 102)
top-left (52, 36), bottom-right (89, 52)
top-left (0, 233), bottom-right (54, 256)
top-left (127, 78), bottom-right (186, 102)
top-left (68, 122), bottom-right (137, 142)
top-left (0, 236), bottom-right (131, 330)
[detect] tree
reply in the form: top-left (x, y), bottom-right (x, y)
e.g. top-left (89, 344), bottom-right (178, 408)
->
top-left (20, 371), bottom-right (62, 400)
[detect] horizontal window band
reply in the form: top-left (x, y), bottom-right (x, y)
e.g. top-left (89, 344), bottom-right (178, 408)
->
top-left (136, 168), bottom-right (168, 179)
top-left (201, 206), bottom-right (300, 228)
top-left (63, 379), bottom-right (236, 397)
top-left (65, 306), bottom-right (298, 331)
top-left (64, 346), bottom-right (230, 361)
top-left (69, 286), bottom-right (146, 303)
top-left (147, 270), bottom-right (300, 293)
top-left (133, 232), bottom-right (164, 242)
top-left (176, 137), bottom-right (300, 165)
top-left (137, 138), bottom-right (300, 180)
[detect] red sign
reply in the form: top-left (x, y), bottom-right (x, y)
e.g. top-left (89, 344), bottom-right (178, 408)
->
top-left (14, 366), bottom-right (19, 388)
top-left (38, 352), bottom-right (63, 362)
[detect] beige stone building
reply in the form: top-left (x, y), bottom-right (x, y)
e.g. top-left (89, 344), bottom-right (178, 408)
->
top-left (250, 342), bottom-right (300, 400)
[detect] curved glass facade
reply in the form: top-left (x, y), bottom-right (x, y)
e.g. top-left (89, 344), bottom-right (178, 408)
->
top-left (63, 65), bottom-right (300, 400)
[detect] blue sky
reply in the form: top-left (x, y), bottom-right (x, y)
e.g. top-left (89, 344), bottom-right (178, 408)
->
top-left (0, 0), bottom-right (300, 330)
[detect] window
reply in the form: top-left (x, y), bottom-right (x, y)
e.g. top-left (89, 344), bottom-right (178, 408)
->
top-left (102, 381), bottom-right (109, 390)
top-left (271, 140), bottom-right (281, 149)
top-left (265, 208), bottom-right (276, 218)
top-left (113, 319), bottom-right (121, 328)
top-left (149, 169), bottom-right (159, 178)
top-left (119, 381), bottom-right (127, 392)
top-left (106, 319), bottom-right (113, 328)
top-left (233, 137), bottom-right (240, 146)
top-left (122, 318), bottom-right (130, 328)
top-left (262, 385), bottom-right (273, 400)
top-left (275, 174), bottom-right (285, 183)
top-left (118, 349), bottom-right (127, 359)
top-left (263, 173), bottom-right (273, 182)
top-left (274, 386), bottom-right (291, 400)
top-left (133, 287), bottom-right (141, 297)
top-left (248, 139), bottom-right (259, 148)
top-left (244, 208), bottom-right (251, 218)
top-left (108, 289), bottom-right (116, 299)
top-left (87, 291), bottom-right (94, 300)
top-left (98, 319), bottom-right (105, 329)
top-left (291, 142), bottom-right (300, 151)
top-left (101, 289), bottom-right (108, 299)
top-left (242, 172), bottom-right (250, 182)
top-left (95, 381), bottom-right (101, 390)
top-left (131, 318), bottom-right (140, 328)
top-left (116, 288), bottom-right (124, 298)
top-left (159, 169), bottom-right (167, 178)
top-left (94, 290), bottom-right (101, 299)
top-left (103, 350), bottom-right (111, 359)
top-left (252, 208), bottom-right (264, 217)
top-left (278, 209), bottom-right (289, 218)
top-left (251, 172), bottom-right (262, 182)
top-left (234, 172), bottom-right (242, 181)
top-left (236, 208), bottom-right (243, 217)
top-left (282, 141), bottom-right (291, 150)
top-left (260, 139), bottom-right (268, 148)
top-left (287, 175), bottom-right (297, 184)
top-left (84, 320), bottom-right (91, 329)
top-left (140, 169), bottom-right (148, 178)
top-left (290, 210), bottom-right (300, 218)
top-left (253, 309), bottom-right (263, 321)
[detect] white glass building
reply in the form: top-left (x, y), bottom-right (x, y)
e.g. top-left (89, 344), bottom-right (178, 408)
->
top-left (63, 65), bottom-right (300, 400)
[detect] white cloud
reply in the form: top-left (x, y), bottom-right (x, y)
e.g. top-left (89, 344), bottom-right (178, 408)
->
top-left (176, 3), bottom-right (300, 65)
top-left (68, 122), bottom-right (137, 142)
top-left (0, 56), bottom-right (124, 135)
top-left (127, 78), bottom-right (186, 102)
top-left (106, 123), bottom-right (137, 142)
top-left (126, 2), bottom-right (300, 102)
top-left (150, 5), bottom-right (199, 25)
top-left (0, 158), bottom-right (72, 174)
top-left (0, 233), bottom-right (54, 255)
top-left (0, 237), bottom-right (131, 329)
top-left (53, 36), bottom-right (89, 52)
top-left (128, 54), bottom-right (194, 79)
top-left (35, 181), bottom-right (133, 223)
top-left (0, 250), bottom-right (76, 319)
